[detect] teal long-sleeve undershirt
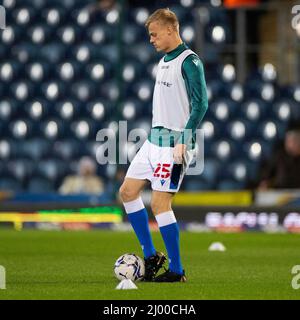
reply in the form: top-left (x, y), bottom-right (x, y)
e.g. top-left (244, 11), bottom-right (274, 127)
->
top-left (181, 53), bottom-right (208, 142)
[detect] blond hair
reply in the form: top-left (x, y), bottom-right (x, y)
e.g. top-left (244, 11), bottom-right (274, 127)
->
top-left (145, 8), bottom-right (179, 31)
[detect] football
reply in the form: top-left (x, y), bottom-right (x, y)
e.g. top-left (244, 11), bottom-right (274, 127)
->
top-left (114, 253), bottom-right (145, 281)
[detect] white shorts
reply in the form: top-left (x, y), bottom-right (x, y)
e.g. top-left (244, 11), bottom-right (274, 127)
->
top-left (126, 139), bottom-right (195, 193)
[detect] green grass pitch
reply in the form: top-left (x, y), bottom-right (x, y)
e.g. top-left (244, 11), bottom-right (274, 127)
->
top-left (0, 230), bottom-right (300, 300)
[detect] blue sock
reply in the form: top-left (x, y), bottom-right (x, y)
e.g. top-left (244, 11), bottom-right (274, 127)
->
top-left (123, 197), bottom-right (156, 259)
top-left (156, 211), bottom-right (183, 275)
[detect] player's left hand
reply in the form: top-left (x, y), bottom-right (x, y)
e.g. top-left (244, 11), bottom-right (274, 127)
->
top-left (173, 144), bottom-right (187, 164)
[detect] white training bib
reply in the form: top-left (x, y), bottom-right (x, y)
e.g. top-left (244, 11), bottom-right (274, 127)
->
top-left (152, 49), bottom-right (196, 131)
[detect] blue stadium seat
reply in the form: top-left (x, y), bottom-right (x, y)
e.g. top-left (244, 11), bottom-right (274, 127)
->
top-left (26, 61), bottom-right (50, 82)
top-left (40, 43), bottom-right (67, 64)
top-left (12, 43), bottom-right (40, 63)
top-left (129, 7), bottom-right (150, 26)
top-left (58, 25), bottom-right (82, 45)
top-left (122, 61), bottom-right (144, 84)
top-left (21, 138), bottom-right (52, 160)
top-left (70, 119), bottom-right (98, 141)
top-left (200, 158), bottom-right (220, 185)
top-left (210, 99), bottom-right (238, 122)
top-left (226, 119), bottom-right (255, 141)
top-left (11, 81), bottom-right (34, 101)
top-left (56, 61), bottom-right (81, 82)
top-left (53, 139), bottom-right (86, 161)
top-left (217, 179), bottom-right (246, 191)
top-left (40, 118), bottom-right (67, 140)
top-left (199, 119), bottom-right (225, 142)
top-left (0, 61), bottom-right (23, 82)
top-left (240, 99), bottom-right (268, 122)
top-left (132, 80), bottom-right (153, 102)
top-left (27, 24), bottom-right (53, 45)
top-left (87, 100), bottom-right (110, 121)
top-left (181, 24), bottom-right (195, 46)
top-left (7, 158), bottom-right (34, 185)
top-left (123, 24), bottom-right (146, 45)
top-left (13, 7), bottom-right (36, 27)
top-left (55, 100), bottom-right (81, 121)
top-left (71, 80), bottom-right (97, 102)
top-left (211, 139), bottom-right (236, 162)
top-left (42, 7), bottom-right (66, 27)
top-left (272, 99), bottom-right (296, 123)
top-left (0, 176), bottom-right (22, 192)
top-left (9, 119), bottom-right (34, 140)
top-left (243, 140), bottom-right (273, 162)
top-left (183, 177), bottom-right (214, 191)
top-left (87, 24), bottom-right (114, 45)
top-left (41, 81), bottom-right (66, 101)
top-left (100, 80), bottom-right (120, 101)
top-left (35, 158), bottom-right (68, 183)
top-left (0, 99), bottom-right (18, 121)
top-left (86, 61), bottom-right (112, 82)
top-left (27, 176), bottom-right (55, 193)
top-left (24, 100), bottom-right (51, 121)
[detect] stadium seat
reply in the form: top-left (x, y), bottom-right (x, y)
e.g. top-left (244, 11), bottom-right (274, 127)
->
top-left (40, 43), bottom-right (67, 64)
top-left (27, 176), bottom-right (56, 193)
top-left (86, 100), bottom-right (110, 121)
top-left (9, 119), bottom-right (34, 140)
top-left (40, 118), bottom-right (67, 140)
top-left (240, 99), bottom-right (267, 122)
top-left (226, 119), bottom-right (255, 141)
top-left (217, 179), bottom-right (246, 191)
top-left (123, 24), bottom-right (146, 45)
top-left (183, 177), bottom-right (214, 191)
top-left (0, 99), bottom-right (18, 121)
top-left (35, 158), bottom-right (68, 184)
top-left (56, 61), bottom-right (81, 82)
top-left (7, 158), bottom-right (34, 186)
top-left (43, 7), bottom-right (66, 27)
top-left (200, 158), bottom-right (220, 185)
top-left (100, 80), bottom-right (120, 101)
top-left (86, 61), bottom-right (112, 82)
top-left (58, 25), bottom-right (81, 45)
top-left (70, 119), bottom-right (98, 141)
top-left (129, 7), bottom-right (150, 26)
top-left (21, 138), bottom-right (52, 160)
top-left (53, 139), bottom-right (86, 161)
top-left (0, 139), bottom-right (17, 160)
top-left (27, 25), bottom-right (52, 45)
top-left (13, 7), bottom-right (36, 27)
top-left (210, 139), bottom-right (236, 162)
top-left (71, 80), bottom-right (97, 102)
top-left (24, 100), bottom-right (51, 121)
top-left (41, 81), bottom-right (66, 101)
top-left (210, 99), bottom-right (238, 122)
top-left (0, 61), bottom-right (23, 82)
top-left (87, 24), bottom-right (114, 45)
top-left (10, 81), bottom-right (34, 101)
top-left (0, 176), bottom-right (22, 192)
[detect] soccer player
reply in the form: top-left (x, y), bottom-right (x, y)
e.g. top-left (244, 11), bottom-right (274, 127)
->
top-left (119, 8), bottom-right (208, 282)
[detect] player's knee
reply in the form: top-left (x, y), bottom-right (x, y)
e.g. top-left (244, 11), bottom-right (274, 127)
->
top-left (119, 184), bottom-right (138, 202)
top-left (151, 199), bottom-right (171, 215)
